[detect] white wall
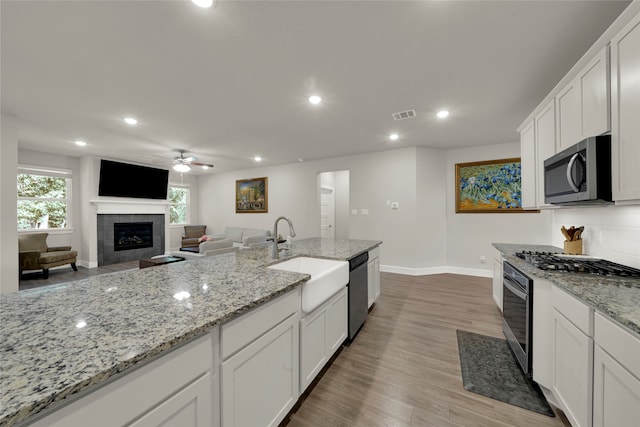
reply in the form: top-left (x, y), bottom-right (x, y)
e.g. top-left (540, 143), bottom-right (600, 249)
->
top-left (1, 114), bottom-right (19, 293)
top-left (198, 148), bottom-right (423, 268)
top-left (334, 170), bottom-right (349, 239)
top-left (552, 205), bottom-right (640, 269)
top-left (446, 142), bottom-right (553, 276)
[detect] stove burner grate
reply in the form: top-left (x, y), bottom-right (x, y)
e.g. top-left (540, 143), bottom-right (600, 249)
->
top-left (514, 251), bottom-right (640, 277)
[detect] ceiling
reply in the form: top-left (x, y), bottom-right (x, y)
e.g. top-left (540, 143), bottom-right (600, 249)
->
top-left (0, 0), bottom-right (631, 173)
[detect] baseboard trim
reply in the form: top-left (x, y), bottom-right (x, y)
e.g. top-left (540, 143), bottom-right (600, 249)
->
top-left (380, 264), bottom-right (493, 278)
top-left (77, 259), bottom-right (98, 269)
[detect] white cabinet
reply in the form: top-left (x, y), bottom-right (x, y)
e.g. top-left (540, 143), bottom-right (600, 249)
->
top-left (520, 120), bottom-right (537, 209)
top-left (130, 373), bottom-right (213, 427)
top-left (300, 287), bottom-right (348, 392)
top-left (367, 246), bottom-right (380, 308)
top-left (491, 254), bottom-right (502, 311)
top-left (532, 276), bottom-right (553, 389)
top-left (220, 289), bottom-right (300, 427)
top-left (31, 332), bottom-right (217, 427)
top-left (593, 313), bottom-right (640, 427)
top-left (611, 11), bottom-right (640, 203)
top-left (552, 287), bottom-right (594, 427)
top-left (557, 79), bottom-right (582, 151)
top-left (534, 99), bottom-right (557, 207)
top-left (557, 47), bottom-right (610, 152)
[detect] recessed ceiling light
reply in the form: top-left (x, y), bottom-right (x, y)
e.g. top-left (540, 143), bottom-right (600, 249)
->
top-left (74, 140), bottom-right (87, 146)
top-left (437, 110), bottom-right (450, 119)
top-left (173, 164), bottom-right (191, 173)
top-left (124, 117), bottom-right (138, 125)
top-left (308, 95), bottom-right (322, 105)
top-left (192, 0), bottom-right (214, 8)
top-left (298, 158), bottom-right (304, 162)
top-left (254, 156), bottom-right (262, 162)
top-left (389, 133), bottom-right (399, 141)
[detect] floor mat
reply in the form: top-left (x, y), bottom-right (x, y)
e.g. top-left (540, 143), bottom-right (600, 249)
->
top-left (456, 330), bottom-right (555, 417)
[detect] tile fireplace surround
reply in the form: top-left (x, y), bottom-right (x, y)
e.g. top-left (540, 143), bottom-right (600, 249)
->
top-left (97, 214), bottom-right (165, 266)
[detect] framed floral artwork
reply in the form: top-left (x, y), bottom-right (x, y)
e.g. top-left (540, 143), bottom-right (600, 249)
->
top-left (455, 158), bottom-right (531, 213)
top-left (236, 177), bottom-right (268, 213)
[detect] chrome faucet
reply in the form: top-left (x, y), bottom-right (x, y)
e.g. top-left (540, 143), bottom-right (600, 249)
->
top-left (272, 216), bottom-right (296, 259)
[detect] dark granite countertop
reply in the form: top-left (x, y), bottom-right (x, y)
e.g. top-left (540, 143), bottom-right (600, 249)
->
top-left (493, 243), bottom-right (640, 336)
top-left (0, 237), bottom-right (381, 427)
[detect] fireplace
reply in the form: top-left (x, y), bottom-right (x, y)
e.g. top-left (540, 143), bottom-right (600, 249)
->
top-left (114, 222), bottom-right (153, 251)
top-left (97, 214), bottom-right (165, 266)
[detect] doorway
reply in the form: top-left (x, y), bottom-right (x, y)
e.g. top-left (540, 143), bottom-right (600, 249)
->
top-left (318, 171), bottom-right (349, 238)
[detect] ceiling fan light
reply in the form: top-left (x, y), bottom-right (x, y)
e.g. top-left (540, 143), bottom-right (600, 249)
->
top-left (173, 163), bottom-right (191, 173)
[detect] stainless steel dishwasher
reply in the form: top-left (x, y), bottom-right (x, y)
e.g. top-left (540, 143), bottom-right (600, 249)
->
top-left (348, 252), bottom-right (369, 340)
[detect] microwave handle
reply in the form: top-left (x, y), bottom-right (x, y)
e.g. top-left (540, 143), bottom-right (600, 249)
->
top-left (566, 152), bottom-right (583, 193)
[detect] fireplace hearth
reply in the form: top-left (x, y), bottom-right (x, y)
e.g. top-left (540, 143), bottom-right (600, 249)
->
top-left (114, 222), bottom-right (153, 251)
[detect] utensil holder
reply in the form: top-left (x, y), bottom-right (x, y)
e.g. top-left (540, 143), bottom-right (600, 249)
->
top-left (564, 240), bottom-right (583, 255)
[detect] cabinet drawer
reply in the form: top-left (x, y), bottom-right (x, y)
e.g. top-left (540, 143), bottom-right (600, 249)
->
top-left (594, 312), bottom-right (640, 379)
top-left (221, 288), bottom-right (300, 360)
top-left (552, 286), bottom-right (593, 336)
top-left (368, 246), bottom-right (380, 260)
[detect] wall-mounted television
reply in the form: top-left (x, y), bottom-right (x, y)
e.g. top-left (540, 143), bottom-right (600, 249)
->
top-left (98, 159), bottom-right (169, 200)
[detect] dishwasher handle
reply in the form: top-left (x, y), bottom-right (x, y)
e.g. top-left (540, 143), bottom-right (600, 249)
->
top-left (349, 252), bottom-right (369, 271)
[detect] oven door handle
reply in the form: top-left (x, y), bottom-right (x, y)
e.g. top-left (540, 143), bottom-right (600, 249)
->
top-left (503, 278), bottom-right (528, 300)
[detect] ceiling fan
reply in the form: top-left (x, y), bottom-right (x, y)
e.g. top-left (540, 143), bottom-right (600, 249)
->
top-left (172, 149), bottom-right (213, 172)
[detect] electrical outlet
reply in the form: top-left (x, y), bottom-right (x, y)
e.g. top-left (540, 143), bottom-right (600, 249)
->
top-left (480, 255), bottom-right (486, 263)
top-left (386, 200), bottom-right (391, 206)
top-left (391, 202), bottom-right (399, 209)
top-left (351, 209), bottom-right (358, 215)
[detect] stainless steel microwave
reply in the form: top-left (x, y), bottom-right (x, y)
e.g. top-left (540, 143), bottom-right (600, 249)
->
top-left (543, 135), bottom-right (612, 205)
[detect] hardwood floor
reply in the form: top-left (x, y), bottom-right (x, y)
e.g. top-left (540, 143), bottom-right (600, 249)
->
top-left (285, 272), bottom-right (571, 427)
top-left (19, 261), bottom-right (139, 291)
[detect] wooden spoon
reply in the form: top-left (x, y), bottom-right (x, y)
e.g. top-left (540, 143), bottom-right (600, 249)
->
top-left (561, 226), bottom-right (571, 241)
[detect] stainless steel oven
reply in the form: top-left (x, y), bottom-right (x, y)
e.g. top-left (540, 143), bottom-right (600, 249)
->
top-left (502, 261), bottom-right (533, 376)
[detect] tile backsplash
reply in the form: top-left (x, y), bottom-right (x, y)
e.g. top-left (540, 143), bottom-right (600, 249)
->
top-left (552, 205), bottom-right (640, 269)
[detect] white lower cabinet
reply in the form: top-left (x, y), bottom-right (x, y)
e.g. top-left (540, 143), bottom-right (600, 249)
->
top-left (220, 289), bottom-right (300, 427)
top-left (30, 332), bottom-right (217, 427)
top-left (593, 312), bottom-right (640, 427)
top-left (367, 246), bottom-right (380, 308)
top-left (492, 255), bottom-right (502, 311)
top-left (552, 286), bottom-right (594, 427)
top-left (300, 287), bottom-right (348, 392)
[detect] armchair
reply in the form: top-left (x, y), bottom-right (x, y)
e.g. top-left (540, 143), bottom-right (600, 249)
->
top-left (19, 233), bottom-right (78, 279)
top-left (181, 225), bottom-right (207, 249)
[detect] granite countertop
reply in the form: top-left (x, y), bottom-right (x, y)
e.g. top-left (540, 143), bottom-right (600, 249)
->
top-left (0, 237), bottom-right (381, 427)
top-left (493, 243), bottom-right (640, 336)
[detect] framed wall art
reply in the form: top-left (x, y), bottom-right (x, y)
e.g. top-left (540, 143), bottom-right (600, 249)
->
top-left (455, 158), bottom-right (530, 213)
top-left (236, 177), bottom-right (268, 213)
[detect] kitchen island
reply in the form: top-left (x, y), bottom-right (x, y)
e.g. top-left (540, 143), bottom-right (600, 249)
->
top-left (0, 237), bottom-right (381, 427)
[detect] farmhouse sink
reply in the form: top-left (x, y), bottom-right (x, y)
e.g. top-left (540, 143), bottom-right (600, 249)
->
top-left (269, 257), bottom-right (349, 313)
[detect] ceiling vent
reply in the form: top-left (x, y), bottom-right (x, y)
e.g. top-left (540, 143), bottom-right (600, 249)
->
top-left (392, 109), bottom-right (416, 121)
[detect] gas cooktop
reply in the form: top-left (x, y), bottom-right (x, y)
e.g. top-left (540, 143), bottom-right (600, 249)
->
top-left (515, 251), bottom-right (640, 277)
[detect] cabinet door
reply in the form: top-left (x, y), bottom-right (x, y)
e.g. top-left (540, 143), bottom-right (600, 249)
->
top-left (611, 11), bottom-right (640, 202)
top-left (580, 46), bottom-right (610, 137)
top-left (492, 258), bottom-right (502, 311)
top-left (553, 310), bottom-right (593, 427)
top-left (556, 79), bottom-right (582, 151)
top-left (300, 307), bottom-right (328, 391)
top-left (326, 287), bottom-right (348, 354)
top-left (520, 120), bottom-right (537, 209)
top-left (532, 279), bottom-right (552, 389)
top-left (221, 313), bottom-right (299, 427)
top-left (367, 260), bottom-right (375, 308)
top-left (130, 374), bottom-right (213, 427)
top-left (593, 345), bottom-right (640, 427)
top-left (534, 100), bottom-right (556, 207)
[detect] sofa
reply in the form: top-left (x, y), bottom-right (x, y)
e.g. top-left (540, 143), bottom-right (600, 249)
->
top-left (208, 227), bottom-right (271, 248)
top-left (172, 238), bottom-right (237, 259)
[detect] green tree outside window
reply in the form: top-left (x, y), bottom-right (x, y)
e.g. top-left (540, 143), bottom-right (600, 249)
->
top-left (17, 173), bottom-right (70, 229)
top-left (169, 186), bottom-right (189, 224)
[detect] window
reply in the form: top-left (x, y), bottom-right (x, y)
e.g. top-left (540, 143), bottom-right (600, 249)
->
top-left (169, 185), bottom-right (190, 225)
top-left (17, 166), bottom-right (72, 230)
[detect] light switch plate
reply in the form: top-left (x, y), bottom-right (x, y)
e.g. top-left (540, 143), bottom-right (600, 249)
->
top-left (391, 202), bottom-right (399, 209)
top-left (351, 209), bottom-right (358, 215)
top-left (361, 209), bottom-right (369, 215)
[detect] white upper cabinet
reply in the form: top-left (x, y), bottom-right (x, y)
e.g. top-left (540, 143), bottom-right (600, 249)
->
top-left (580, 47), bottom-right (610, 138)
top-left (611, 10), bottom-right (640, 203)
top-left (520, 120), bottom-right (537, 209)
top-left (557, 79), bottom-right (582, 151)
top-left (557, 47), bottom-right (610, 152)
top-left (534, 99), bottom-right (557, 207)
